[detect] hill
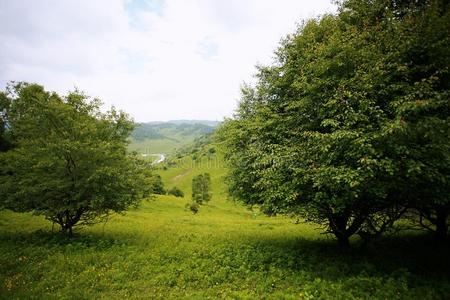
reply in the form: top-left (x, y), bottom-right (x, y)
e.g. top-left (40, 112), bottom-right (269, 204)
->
top-left (166, 120), bottom-right (221, 127)
top-left (129, 121), bottom-right (218, 155)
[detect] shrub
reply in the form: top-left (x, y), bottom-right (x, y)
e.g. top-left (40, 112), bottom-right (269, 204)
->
top-left (185, 202), bottom-right (199, 214)
top-left (168, 187), bottom-right (184, 198)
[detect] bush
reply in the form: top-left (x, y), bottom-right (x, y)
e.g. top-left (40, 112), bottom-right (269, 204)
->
top-left (149, 174), bottom-right (165, 195)
top-left (168, 187), bottom-right (184, 198)
top-left (185, 202), bottom-right (199, 214)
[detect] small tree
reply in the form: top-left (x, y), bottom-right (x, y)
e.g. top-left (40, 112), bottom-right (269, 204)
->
top-left (150, 174), bottom-right (166, 195)
top-left (192, 173), bottom-right (211, 204)
top-left (0, 83), bottom-right (148, 235)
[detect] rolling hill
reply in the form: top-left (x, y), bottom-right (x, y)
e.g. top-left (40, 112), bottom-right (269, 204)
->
top-left (129, 121), bottom-right (219, 155)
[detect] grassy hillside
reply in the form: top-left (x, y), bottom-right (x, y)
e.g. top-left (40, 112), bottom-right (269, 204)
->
top-left (129, 122), bottom-right (217, 155)
top-left (159, 146), bottom-right (224, 195)
top-left (1, 142), bottom-right (449, 299)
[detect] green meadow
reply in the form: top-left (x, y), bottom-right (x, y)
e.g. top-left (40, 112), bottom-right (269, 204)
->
top-left (1, 1), bottom-right (449, 299)
top-left (1, 150), bottom-right (449, 299)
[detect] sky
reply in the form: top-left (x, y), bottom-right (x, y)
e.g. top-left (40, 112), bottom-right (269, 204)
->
top-left (0, 0), bottom-right (337, 122)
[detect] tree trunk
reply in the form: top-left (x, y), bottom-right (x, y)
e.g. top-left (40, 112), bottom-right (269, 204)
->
top-left (336, 233), bottom-right (350, 250)
top-left (329, 213), bottom-right (365, 249)
top-left (329, 214), bottom-right (351, 249)
top-left (57, 208), bottom-right (84, 237)
top-left (60, 224), bottom-right (73, 237)
top-left (434, 209), bottom-right (448, 242)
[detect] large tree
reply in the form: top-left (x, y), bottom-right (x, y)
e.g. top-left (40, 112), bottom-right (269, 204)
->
top-left (220, 0), bottom-right (449, 246)
top-left (0, 83), bottom-right (150, 235)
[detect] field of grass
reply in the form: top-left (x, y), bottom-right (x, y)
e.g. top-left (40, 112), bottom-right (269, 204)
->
top-left (1, 148), bottom-right (449, 299)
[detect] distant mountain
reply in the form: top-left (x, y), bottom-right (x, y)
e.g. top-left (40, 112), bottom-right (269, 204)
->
top-left (132, 122), bottom-right (215, 142)
top-left (129, 121), bottom-right (218, 154)
top-left (166, 120), bottom-right (221, 127)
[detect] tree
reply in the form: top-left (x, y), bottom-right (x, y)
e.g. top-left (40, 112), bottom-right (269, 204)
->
top-left (149, 174), bottom-right (166, 195)
top-left (219, 0), bottom-right (450, 246)
top-left (192, 173), bottom-right (211, 204)
top-left (0, 83), bottom-right (149, 235)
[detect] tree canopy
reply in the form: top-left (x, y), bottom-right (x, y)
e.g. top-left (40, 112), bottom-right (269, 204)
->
top-left (219, 0), bottom-right (450, 246)
top-left (0, 83), bottom-right (150, 235)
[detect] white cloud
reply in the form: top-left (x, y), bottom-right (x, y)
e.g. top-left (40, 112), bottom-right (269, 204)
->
top-left (0, 0), bottom-right (337, 122)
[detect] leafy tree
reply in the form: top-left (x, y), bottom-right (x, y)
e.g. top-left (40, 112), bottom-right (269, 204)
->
top-left (220, 0), bottom-right (450, 246)
top-left (0, 83), bottom-right (149, 235)
top-left (168, 186), bottom-right (184, 197)
top-left (149, 174), bottom-right (166, 195)
top-left (192, 173), bottom-right (211, 204)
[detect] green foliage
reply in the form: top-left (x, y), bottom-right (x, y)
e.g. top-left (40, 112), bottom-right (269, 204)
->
top-left (185, 201), bottom-right (200, 214)
top-left (149, 174), bottom-right (166, 195)
top-left (192, 173), bottom-right (212, 205)
top-left (0, 83), bottom-right (149, 234)
top-left (207, 147), bottom-right (216, 154)
top-left (189, 173), bottom-right (212, 214)
top-left (168, 186), bottom-right (184, 198)
top-left (383, 0), bottom-right (450, 240)
top-left (219, 0), bottom-right (450, 245)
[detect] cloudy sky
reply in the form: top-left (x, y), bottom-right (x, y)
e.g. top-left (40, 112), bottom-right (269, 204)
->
top-left (0, 0), bottom-right (336, 122)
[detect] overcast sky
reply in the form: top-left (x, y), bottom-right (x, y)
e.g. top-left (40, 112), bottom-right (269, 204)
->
top-left (0, 0), bottom-right (337, 122)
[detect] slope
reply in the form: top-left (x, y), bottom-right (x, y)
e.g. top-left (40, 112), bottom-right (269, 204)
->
top-left (129, 121), bottom-right (217, 155)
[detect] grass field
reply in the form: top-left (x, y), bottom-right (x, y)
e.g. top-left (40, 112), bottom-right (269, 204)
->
top-left (1, 149), bottom-right (449, 299)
